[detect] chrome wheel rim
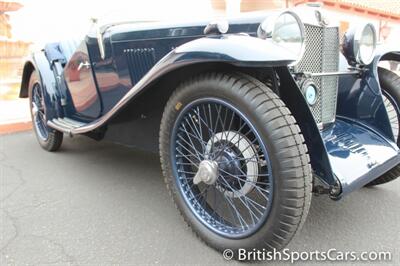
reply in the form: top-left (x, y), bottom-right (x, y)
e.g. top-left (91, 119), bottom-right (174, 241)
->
top-left (383, 92), bottom-right (399, 141)
top-left (171, 98), bottom-right (273, 238)
top-left (31, 83), bottom-right (49, 141)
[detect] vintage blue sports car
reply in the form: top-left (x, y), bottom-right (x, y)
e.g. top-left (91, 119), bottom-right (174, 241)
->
top-left (19, 5), bottom-right (400, 255)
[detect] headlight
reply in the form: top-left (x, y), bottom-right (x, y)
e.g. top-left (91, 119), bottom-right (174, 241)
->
top-left (258, 11), bottom-right (305, 63)
top-left (342, 23), bottom-right (377, 65)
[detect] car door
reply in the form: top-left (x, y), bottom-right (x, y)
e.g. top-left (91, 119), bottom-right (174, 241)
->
top-left (64, 41), bottom-right (101, 120)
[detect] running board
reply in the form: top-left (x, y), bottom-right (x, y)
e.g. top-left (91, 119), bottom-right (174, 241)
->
top-left (322, 118), bottom-right (400, 198)
top-left (47, 118), bottom-right (87, 136)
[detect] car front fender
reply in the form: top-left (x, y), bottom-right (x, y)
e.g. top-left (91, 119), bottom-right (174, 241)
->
top-left (172, 34), bottom-right (297, 67)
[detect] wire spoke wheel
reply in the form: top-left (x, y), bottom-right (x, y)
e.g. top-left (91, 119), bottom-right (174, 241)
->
top-left (31, 83), bottom-right (49, 141)
top-left (171, 98), bottom-right (273, 238)
top-left (28, 71), bottom-right (63, 152)
top-left (160, 72), bottom-right (311, 252)
top-left (383, 92), bottom-right (399, 141)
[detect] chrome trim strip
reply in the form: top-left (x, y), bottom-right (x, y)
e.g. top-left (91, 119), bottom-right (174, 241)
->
top-left (305, 70), bottom-right (360, 77)
top-left (97, 29), bottom-right (106, 60)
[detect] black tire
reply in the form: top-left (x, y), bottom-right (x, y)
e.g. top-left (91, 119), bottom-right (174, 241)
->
top-left (28, 70), bottom-right (63, 151)
top-left (366, 67), bottom-right (400, 187)
top-left (159, 72), bottom-right (312, 254)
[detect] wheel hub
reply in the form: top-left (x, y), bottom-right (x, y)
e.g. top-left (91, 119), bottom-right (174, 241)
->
top-left (206, 131), bottom-right (259, 198)
top-left (215, 148), bottom-right (242, 188)
top-left (32, 102), bottom-right (39, 116)
top-left (193, 160), bottom-right (219, 185)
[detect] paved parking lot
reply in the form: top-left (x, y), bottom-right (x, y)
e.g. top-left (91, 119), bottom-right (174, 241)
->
top-left (1, 131), bottom-right (399, 265)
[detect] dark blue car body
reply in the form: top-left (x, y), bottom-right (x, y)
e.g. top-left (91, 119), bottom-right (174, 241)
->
top-left (19, 9), bottom-right (400, 200)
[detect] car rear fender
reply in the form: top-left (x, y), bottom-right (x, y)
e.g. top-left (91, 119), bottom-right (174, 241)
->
top-left (19, 51), bottom-right (62, 120)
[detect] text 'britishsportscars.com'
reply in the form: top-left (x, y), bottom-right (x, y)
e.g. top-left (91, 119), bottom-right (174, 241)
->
top-left (222, 248), bottom-right (392, 263)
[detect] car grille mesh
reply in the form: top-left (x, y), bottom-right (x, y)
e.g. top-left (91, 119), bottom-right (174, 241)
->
top-left (295, 25), bottom-right (339, 124)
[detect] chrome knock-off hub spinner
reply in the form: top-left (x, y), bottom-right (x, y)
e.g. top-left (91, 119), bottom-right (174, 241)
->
top-left (193, 160), bottom-right (219, 185)
top-left (206, 131), bottom-right (259, 198)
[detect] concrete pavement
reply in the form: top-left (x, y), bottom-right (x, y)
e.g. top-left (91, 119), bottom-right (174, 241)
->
top-left (1, 131), bottom-right (399, 265)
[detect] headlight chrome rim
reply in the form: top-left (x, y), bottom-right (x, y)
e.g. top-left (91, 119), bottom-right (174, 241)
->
top-left (354, 23), bottom-right (377, 65)
top-left (343, 23), bottom-right (377, 66)
top-left (257, 11), bottom-right (306, 65)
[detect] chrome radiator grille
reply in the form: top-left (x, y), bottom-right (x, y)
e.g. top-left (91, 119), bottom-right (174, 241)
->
top-left (295, 25), bottom-right (339, 124)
